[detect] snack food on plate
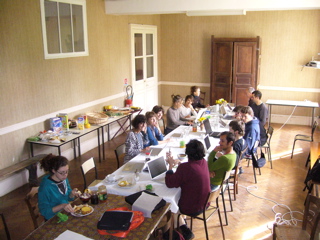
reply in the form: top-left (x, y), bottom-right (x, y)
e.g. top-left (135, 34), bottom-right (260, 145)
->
top-left (73, 204), bottom-right (92, 215)
top-left (81, 206), bottom-right (92, 215)
top-left (118, 180), bottom-right (129, 187)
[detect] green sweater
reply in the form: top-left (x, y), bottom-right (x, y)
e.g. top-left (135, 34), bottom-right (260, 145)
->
top-left (208, 151), bottom-right (237, 186)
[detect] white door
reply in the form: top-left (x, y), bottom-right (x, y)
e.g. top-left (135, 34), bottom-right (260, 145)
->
top-left (130, 24), bottom-right (158, 113)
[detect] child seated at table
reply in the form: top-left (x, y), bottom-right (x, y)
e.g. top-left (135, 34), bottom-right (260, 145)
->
top-left (38, 154), bottom-right (81, 220)
top-left (145, 111), bottom-right (170, 146)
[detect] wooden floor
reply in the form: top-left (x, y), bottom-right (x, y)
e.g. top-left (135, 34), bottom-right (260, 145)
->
top-left (0, 123), bottom-right (318, 240)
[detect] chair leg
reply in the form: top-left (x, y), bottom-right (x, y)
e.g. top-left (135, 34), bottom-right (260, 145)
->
top-left (227, 183), bottom-right (233, 211)
top-left (305, 153), bottom-right (310, 167)
top-left (291, 140), bottom-right (297, 158)
top-left (203, 216), bottom-right (209, 240)
top-left (253, 166), bottom-right (257, 184)
top-left (268, 147), bottom-right (273, 169)
top-left (221, 189), bottom-right (228, 225)
top-left (216, 199), bottom-right (225, 240)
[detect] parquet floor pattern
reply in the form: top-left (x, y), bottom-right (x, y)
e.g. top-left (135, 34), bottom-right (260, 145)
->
top-left (0, 123), bottom-right (318, 240)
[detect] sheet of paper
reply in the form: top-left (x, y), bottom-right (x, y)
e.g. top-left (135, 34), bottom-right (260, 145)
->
top-left (132, 192), bottom-right (162, 218)
top-left (55, 230), bottom-right (93, 240)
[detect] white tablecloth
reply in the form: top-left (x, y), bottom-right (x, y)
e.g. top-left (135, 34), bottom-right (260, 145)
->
top-left (93, 122), bottom-right (227, 213)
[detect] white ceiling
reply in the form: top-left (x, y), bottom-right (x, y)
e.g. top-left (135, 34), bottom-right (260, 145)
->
top-left (105, 0), bottom-right (320, 15)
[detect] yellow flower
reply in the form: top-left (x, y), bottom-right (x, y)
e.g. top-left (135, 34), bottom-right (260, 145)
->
top-left (215, 98), bottom-right (228, 105)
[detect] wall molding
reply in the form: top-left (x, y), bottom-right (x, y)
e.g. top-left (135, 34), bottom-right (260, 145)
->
top-left (158, 82), bottom-right (320, 93)
top-left (0, 92), bottom-right (126, 136)
top-left (257, 85), bottom-right (320, 93)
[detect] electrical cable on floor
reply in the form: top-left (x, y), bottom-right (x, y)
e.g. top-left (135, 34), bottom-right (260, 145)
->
top-left (273, 105), bottom-right (298, 133)
top-left (239, 184), bottom-right (304, 230)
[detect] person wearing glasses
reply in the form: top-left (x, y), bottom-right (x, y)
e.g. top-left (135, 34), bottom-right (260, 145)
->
top-left (38, 154), bottom-right (80, 220)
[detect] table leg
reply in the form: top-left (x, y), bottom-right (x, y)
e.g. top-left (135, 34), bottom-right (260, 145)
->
top-left (268, 105), bottom-right (272, 127)
top-left (312, 107), bottom-right (315, 126)
top-left (77, 138), bottom-right (81, 156)
top-left (30, 143), bottom-right (34, 157)
top-left (97, 128), bottom-right (101, 163)
top-left (101, 126), bottom-right (105, 161)
top-left (72, 140), bottom-right (77, 159)
top-left (58, 147), bottom-right (61, 156)
top-left (169, 212), bottom-right (173, 240)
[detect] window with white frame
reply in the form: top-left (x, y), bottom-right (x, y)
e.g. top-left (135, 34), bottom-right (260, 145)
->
top-left (40, 0), bottom-right (88, 59)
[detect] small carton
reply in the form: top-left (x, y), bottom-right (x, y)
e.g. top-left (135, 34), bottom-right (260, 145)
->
top-left (50, 117), bottom-right (62, 133)
top-left (57, 113), bottom-right (69, 131)
top-left (78, 116), bottom-right (85, 130)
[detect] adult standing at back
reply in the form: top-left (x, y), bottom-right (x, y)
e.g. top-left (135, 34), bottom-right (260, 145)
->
top-left (240, 106), bottom-right (260, 155)
top-left (165, 94), bottom-right (192, 135)
top-left (251, 90), bottom-right (268, 146)
top-left (190, 86), bottom-right (205, 109)
top-left (246, 87), bottom-right (255, 107)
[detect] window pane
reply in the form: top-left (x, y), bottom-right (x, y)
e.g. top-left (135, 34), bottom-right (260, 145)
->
top-left (146, 34), bottom-right (153, 55)
top-left (45, 0), bottom-right (60, 54)
top-left (147, 56), bottom-right (154, 78)
top-left (72, 4), bottom-right (85, 52)
top-left (135, 58), bottom-right (143, 81)
top-left (134, 33), bottom-right (143, 57)
top-left (59, 3), bottom-right (72, 53)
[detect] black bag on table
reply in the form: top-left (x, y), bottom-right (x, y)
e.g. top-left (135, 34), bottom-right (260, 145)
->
top-left (125, 190), bottom-right (166, 213)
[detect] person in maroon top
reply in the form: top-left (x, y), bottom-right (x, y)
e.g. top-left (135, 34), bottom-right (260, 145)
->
top-left (165, 139), bottom-right (210, 240)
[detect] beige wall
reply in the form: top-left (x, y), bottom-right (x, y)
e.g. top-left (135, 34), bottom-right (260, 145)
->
top-left (159, 11), bottom-right (320, 115)
top-left (0, 0), bottom-right (319, 170)
top-left (0, 0), bottom-right (160, 169)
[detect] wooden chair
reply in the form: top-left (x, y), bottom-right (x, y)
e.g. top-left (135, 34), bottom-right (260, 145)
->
top-left (25, 187), bottom-right (43, 230)
top-left (80, 157), bottom-right (98, 191)
top-left (114, 143), bottom-right (126, 168)
top-left (229, 145), bottom-right (248, 200)
top-left (246, 140), bottom-right (264, 183)
top-left (220, 170), bottom-right (233, 226)
top-left (0, 213), bottom-right (11, 240)
top-left (177, 176), bottom-right (226, 240)
top-left (200, 91), bottom-right (206, 105)
top-left (261, 125), bottom-right (274, 169)
top-left (273, 194), bottom-right (320, 240)
top-left (291, 121), bottom-right (318, 159)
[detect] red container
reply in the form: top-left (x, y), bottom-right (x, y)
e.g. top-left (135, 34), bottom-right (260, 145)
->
top-left (125, 99), bottom-right (132, 107)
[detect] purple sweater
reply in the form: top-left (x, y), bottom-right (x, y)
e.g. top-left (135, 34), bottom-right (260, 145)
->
top-left (165, 159), bottom-right (210, 215)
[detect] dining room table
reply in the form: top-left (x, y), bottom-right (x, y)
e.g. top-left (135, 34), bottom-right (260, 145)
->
top-left (24, 193), bottom-right (171, 240)
top-left (90, 117), bottom-right (226, 214)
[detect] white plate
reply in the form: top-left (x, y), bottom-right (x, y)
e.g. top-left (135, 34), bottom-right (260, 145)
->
top-left (71, 205), bottom-right (94, 217)
top-left (104, 176), bottom-right (124, 185)
top-left (116, 183), bottom-right (136, 189)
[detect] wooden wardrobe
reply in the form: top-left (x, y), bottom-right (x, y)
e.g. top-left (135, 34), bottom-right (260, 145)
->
top-left (210, 36), bottom-right (260, 106)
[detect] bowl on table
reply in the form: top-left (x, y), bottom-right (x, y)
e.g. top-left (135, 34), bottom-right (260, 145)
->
top-left (79, 193), bottom-right (91, 203)
top-left (177, 154), bottom-right (187, 161)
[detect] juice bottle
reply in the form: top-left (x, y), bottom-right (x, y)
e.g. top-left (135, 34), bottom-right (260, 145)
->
top-left (98, 185), bottom-right (108, 203)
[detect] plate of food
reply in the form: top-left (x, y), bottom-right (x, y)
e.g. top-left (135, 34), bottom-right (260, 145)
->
top-left (71, 204), bottom-right (94, 217)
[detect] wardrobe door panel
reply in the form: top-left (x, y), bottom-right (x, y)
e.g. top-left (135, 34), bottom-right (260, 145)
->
top-left (210, 41), bottom-right (233, 103)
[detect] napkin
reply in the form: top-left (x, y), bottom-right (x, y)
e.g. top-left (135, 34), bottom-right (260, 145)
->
top-left (132, 192), bottom-right (162, 218)
top-left (55, 230), bottom-right (93, 240)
